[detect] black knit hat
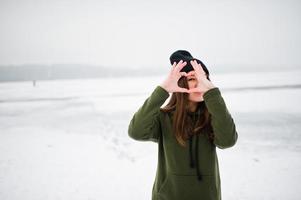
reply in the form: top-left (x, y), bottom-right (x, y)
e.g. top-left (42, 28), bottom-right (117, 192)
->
top-left (169, 50), bottom-right (210, 76)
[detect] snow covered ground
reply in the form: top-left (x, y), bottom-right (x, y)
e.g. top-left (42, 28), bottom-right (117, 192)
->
top-left (0, 69), bottom-right (301, 200)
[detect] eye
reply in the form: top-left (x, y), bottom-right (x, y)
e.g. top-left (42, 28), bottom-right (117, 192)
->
top-left (188, 78), bottom-right (195, 81)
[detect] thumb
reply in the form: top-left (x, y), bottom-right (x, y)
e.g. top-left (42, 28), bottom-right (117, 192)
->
top-left (187, 88), bottom-right (201, 93)
top-left (176, 87), bottom-right (190, 93)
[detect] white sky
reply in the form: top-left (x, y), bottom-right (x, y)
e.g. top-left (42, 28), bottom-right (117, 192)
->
top-left (0, 0), bottom-right (300, 70)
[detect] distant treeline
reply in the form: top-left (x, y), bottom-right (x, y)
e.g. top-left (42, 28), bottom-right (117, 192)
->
top-left (1, 64), bottom-right (297, 82)
top-left (0, 64), bottom-right (164, 82)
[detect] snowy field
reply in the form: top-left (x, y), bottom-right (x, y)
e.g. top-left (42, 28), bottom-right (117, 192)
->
top-left (0, 69), bottom-right (301, 200)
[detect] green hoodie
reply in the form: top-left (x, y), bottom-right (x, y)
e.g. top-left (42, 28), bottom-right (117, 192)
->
top-left (128, 86), bottom-right (238, 200)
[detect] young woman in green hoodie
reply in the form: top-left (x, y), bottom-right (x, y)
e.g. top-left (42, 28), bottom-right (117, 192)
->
top-left (128, 50), bottom-right (238, 200)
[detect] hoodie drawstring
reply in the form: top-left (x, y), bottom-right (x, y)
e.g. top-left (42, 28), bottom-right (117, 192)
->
top-left (189, 136), bottom-right (194, 168)
top-left (195, 134), bottom-right (202, 181)
top-left (188, 106), bottom-right (203, 181)
top-left (189, 134), bottom-right (202, 181)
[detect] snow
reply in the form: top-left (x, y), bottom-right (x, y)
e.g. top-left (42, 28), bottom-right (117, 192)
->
top-left (0, 69), bottom-right (301, 200)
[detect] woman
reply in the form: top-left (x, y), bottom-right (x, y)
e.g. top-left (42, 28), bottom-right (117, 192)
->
top-left (128, 50), bottom-right (238, 200)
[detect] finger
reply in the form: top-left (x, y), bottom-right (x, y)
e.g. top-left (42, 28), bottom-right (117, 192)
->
top-left (176, 61), bottom-right (187, 72)
top-left (172, 62), bottom-right (177, 68)
top-left (176, 87), bottom-right (190, 93)
top-left (170, 62), bottom-right (177, 73)
top-left (175, 60), bottom-right (187, 72)
top-left (194, 60), bottom-right (207, 75)
top-left (172, 60), bottom-right (180, 73)
top-left (190, 60), bottom-right (206, 78)
top-left (190, 60), bottom-right (200, 73)
top-left (197, 62), bottom-right (206, 74)
top-left (172, 60), bottom-right (182, 71)
top-left (190, 61), bottom-right (202, 81)
top-left (176, 60), bottom-right (183, 67)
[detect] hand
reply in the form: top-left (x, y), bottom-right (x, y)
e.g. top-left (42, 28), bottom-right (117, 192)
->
top-left (187, 60), bottom-right (216, 94)
top-left (160, 60), bottom-right (190, 93)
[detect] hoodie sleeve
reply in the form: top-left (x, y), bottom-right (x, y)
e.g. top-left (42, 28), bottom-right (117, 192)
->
top-left (203, 87), bottom-right (238, 149)
top-left (128, 85), bottom-right (170, 142)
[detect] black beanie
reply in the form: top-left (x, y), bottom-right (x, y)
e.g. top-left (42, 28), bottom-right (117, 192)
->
top-left (169, 50), bottom-right (210, 76)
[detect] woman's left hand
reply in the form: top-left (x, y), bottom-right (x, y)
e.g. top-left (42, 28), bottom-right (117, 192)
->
top-left (187, 60), bottom-right (216, 94)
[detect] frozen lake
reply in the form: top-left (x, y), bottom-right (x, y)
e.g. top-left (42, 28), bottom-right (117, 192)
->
top-left (0, 69), bottom-right (301, 200)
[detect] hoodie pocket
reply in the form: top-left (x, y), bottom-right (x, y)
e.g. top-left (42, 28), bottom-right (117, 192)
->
top-left (158, 173), bottom-right (215, 200)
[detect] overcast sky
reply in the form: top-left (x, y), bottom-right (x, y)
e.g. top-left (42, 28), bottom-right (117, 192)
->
top-left (0, 0), bottom-right (300, 71)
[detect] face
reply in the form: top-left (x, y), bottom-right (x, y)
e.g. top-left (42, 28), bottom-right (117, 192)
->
top-left (187, 74), bottom-right (204, 102)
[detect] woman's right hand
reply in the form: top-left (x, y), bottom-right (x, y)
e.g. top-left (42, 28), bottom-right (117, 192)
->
top-left (160, 60), bottom-right (190, 93)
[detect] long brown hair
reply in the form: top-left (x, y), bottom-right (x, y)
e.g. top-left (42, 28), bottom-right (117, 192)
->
top-left (160, 76), bottom-right (214, 147)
